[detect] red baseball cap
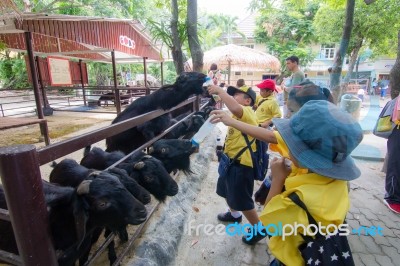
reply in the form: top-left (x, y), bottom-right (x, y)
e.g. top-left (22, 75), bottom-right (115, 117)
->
top-left (256, 79), bottom-right (277, 92)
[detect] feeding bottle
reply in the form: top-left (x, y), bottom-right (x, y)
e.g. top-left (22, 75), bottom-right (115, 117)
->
top-left (203, 77), bottom-right (221, 102)
top-left (203, 76), bottom-right (214, 87)
top-left (191, 115), bottom-right (216, 147)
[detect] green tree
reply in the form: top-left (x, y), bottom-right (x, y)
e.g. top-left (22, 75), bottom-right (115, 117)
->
top-left (390, 30), bottom-right (400, 99)
top-left (313, 0), bottom-right (399, 101)
top-left (207, 14), bottom-right (245, 45)
top-left (187, 0), bottom-right (203, 72)
top-left (253, 0), bottom-right (318, 79)
top-left (0, 52), bottom-right (30, 89)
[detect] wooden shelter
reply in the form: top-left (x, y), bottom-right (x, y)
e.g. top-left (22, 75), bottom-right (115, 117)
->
top-left (187, 44), bottom-right (281, 84)
top-left (0, 13), bottom-right (164, 117)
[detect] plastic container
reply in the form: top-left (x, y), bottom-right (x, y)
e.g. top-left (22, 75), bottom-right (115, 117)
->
top-left (203, 77), bottom-right (214, 87)
top-left (191, 115), bottom-right (216, 147)
top-left (340, 94), bottom-right (362, 121)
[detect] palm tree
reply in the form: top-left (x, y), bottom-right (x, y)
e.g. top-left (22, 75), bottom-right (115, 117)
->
top-left (208, 14), bottom-right (245, 44)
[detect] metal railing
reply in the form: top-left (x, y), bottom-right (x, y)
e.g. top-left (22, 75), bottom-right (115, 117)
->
top-left (0, 86), bottom-right (160, 117)
top-left (0, 96), bottom-right (203, 265)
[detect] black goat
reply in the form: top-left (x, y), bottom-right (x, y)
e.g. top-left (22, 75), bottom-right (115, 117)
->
top-left (120, 153), bottom-right (179, 202)
top-left (106, 72), bottom-right (206, 154)
top-left (148, 139), bottom-right (197, 174)
top-left (50, 159), bottom-right (151, 205)
top-left (79, 148), bottom-right (179, 202)
top-left (0, 177), bottom-right (146, 266)
top-left (165, 114), bottom-right (205, 140)
top-left (80, 146), bottom-right (125, 170)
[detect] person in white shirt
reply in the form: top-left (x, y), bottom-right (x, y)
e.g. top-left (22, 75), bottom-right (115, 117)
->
top-left (357, 87), bottom-right (365, 106)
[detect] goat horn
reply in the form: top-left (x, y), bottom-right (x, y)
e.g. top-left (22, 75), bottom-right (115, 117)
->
top-left (134, 161), bottom-right (145, 170)
top-left (148, 147), bottom-right (154, 154)
top-left (77, 180), bottom-right (92, 195)
top-left (88, 171), bottom-right (101, 177)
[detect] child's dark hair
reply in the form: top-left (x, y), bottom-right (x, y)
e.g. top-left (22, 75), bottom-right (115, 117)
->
top-left (236, 79), bottom-right (245, 87)
top-left (210, 63), bottom-right (218, 71)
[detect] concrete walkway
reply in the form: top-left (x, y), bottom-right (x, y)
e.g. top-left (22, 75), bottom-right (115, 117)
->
top-left (351, 95), bottom-right (389, 161)
top-left (172, 97), bottom-right (400, 266)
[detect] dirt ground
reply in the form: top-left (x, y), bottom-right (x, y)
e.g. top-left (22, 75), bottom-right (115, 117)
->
top-left (0, 112), bottom-right (115, 148)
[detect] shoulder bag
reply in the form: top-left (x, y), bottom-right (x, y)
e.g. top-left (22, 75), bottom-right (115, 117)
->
top-left (288, 193), bottom-right (355, 266)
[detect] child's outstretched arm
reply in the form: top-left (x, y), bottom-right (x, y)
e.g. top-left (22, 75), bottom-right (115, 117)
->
top-left (207, 85), bottom-right (244, 118)
top-left (210, 110), bottom-right (278, 144)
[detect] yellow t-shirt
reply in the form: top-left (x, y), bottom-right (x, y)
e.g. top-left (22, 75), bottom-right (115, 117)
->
top-left (269, 131), bottom-right (308, 176)
top-left (259, 173), bottom-right (349, 266)
top-left (224, 106), bottom-right (258, 167)
top-left (255, 95), bottom-right (282, 124)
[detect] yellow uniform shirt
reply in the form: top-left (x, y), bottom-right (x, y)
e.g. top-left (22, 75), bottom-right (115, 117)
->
top-left (255, 95), bottom-right (282, 124)
top-left (224, 106), bottom-right (258, 167)
top-left (269, 131), bottom-right (308, 176)
top-left (259, 173), bottom-right (349, 266)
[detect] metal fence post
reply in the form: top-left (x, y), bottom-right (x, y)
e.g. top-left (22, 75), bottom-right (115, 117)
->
top-left (0, 145), bottom-right (57, 266)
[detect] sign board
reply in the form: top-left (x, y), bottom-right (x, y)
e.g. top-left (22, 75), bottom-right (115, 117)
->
top-left (47, 56), bottom-right (72, 86)
top-left (119, 35), bottom-right (136, 49)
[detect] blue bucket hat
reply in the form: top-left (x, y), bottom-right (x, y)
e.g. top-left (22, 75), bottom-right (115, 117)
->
top-left (272, 100), bottom-right (363, 180)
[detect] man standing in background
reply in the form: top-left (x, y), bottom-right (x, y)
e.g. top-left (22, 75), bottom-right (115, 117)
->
top-left (282, 55), bottom-right (305, 118)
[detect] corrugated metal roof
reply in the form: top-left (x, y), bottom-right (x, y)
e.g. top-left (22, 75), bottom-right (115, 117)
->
top-left (0, 13), bottom-right (164, 63)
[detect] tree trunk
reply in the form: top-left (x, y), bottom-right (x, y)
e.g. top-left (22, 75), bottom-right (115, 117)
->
top-left (344, 39), bottom-right (363, 83)
top-left (170, 0), bottom-right (185, 74)
top-left (186, 0), bottom-right (203, 72)
top-left (330, 0), bottom-right (355, 104)
top-left (390, 30), bottom-right (400, 99)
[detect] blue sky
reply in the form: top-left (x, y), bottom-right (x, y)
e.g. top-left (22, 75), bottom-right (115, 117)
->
top-left (197, 0), bottom-right (253, 19)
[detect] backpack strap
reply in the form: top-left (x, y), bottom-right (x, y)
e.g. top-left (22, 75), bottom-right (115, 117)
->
top-left (230, 134), bottom-right (255, 162)
top-left (258, 98), bottom-right (268, 107)
top-left (288, 192), bottom-right (320, 241)
top-left (242, 133), bottom-right (256, 154)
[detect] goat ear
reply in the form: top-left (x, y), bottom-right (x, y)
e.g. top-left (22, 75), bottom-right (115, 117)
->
top-left (77, 180), bottom-right (92, 195)
top-left (73, 199), bottom-right (89, 249)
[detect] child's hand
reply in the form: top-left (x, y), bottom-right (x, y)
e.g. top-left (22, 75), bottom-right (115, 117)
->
top-left (210, 110), bottom-right (233, 126)
top-left (270, 157), bottom-right (291, 183)
top-left (207, 85), bottom-right (222, 95)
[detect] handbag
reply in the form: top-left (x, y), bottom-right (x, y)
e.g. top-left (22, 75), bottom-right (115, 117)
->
top-left (218, 153), bottom-right (231, 178)
top-left (288, 193), bottom-right (355, 266)
top-left (373, 96), bottom-right (398, 139)
top-left (217, 138), bottom-right (255, 178)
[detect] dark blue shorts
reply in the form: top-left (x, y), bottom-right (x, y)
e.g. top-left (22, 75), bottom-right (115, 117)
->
top-left (216, 163), bottom-right (255, 211)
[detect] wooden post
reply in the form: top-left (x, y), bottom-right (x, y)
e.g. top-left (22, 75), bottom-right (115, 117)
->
top-left (25, 32), bottom-right (44, 119)
top-left (0, 145), bottom-right (57, 266)
top-left (35, 56), bottom-right (49, 108)
top-left (143, 57), bottom-right (150, 95)
top-left (112, 50), bottom-right (121, 114)
top-left (79, 59), bottom-right (87, 106)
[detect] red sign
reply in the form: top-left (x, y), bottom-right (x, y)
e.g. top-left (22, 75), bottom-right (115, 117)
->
top-left (119, 35), bottom-right (136, 49)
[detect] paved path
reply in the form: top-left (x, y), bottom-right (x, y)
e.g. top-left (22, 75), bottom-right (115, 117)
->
top-left (174, 96), bottom-right (400, 265)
